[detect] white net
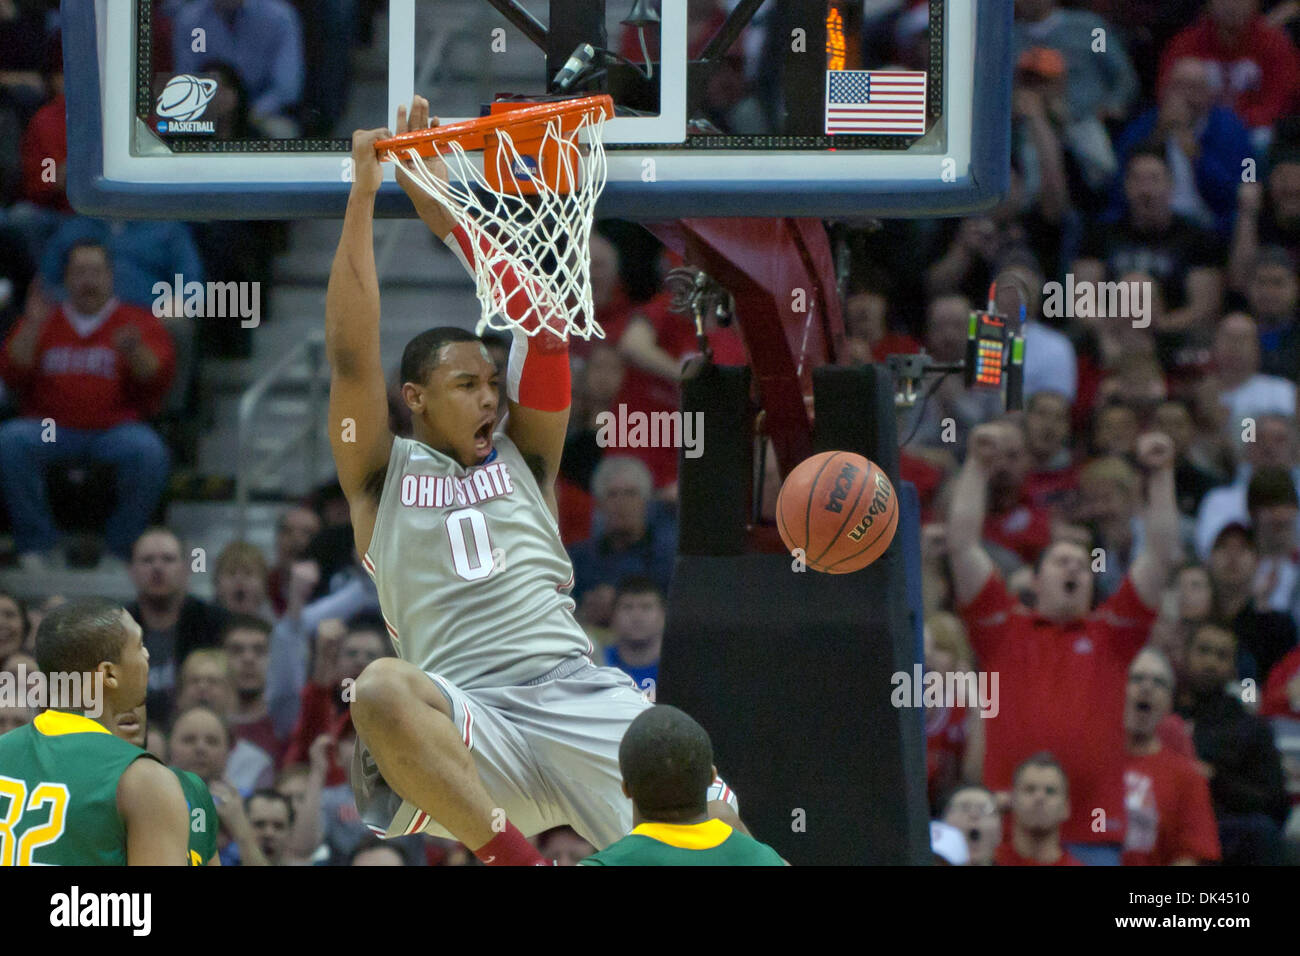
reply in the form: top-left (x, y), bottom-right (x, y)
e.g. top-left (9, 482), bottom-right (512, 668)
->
top-left (386, 109), bottom-right (609, 341)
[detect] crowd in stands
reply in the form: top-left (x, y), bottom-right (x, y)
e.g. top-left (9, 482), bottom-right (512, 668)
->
top-left (0, 0), bottom-right (339, 516)
top-left (898, 0), bottom-right (1300, 867)
top-left (2, 0), bottom-right (1300, 865)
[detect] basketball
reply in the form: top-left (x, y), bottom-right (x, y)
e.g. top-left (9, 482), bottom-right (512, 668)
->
top-left (157, 74), bottom-right (217, 121)
top-left (776, 451), bottom-right (898, 574)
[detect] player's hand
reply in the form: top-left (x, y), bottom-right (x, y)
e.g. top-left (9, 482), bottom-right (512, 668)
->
top-left (1135, 431), bottom-right (1175, 471)
top-left (393, 96), bottom-right (457, 240)
top-left (394, 97), bottom-right (449, 184)
top-left (351, 127), bottom-right (392, 197)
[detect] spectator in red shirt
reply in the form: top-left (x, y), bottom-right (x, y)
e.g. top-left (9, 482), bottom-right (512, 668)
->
top-left (18, 51), bottom-right (69, 214)
top-left (0, 240), bottom-right (175, 569)
top-left (609, 294), bottom-right (745, 493)
top-left (1122, 647), bottom-right (1223, 864)
top-left (949, 423), bottom-right (1180, 863)
top-left (1076, 456), bottom-right (1146, 600)
top-left (924, 612), bottom-right (985, 814)
top-left (222, 615), bottom-right (285, 768)
top-left (283, 617), bottom-right (390, 788)
top-left (1159, 0), bottom-right (1300, 136)
top-left (979, 419), bottom-right (1054, 565)
top-left (265, 505), bottom-right (323, 617)
top-left (842, 287), bottom-right (922, 365)
top-left (557, 345), bottom-right (625, 545)
top-left (1261, 643), bottom-right (1300, 716)
top-left (1022, 390), bottom-right (1079, 515)
top-left (994, 753), bottom-right (1085, 866)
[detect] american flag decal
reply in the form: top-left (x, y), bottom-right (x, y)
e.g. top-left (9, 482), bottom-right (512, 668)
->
top-left (825, 70), bottom-right (928, 136)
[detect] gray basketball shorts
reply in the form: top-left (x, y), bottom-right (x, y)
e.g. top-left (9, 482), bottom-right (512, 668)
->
top-left (352, 657), bottom-right (739, 851)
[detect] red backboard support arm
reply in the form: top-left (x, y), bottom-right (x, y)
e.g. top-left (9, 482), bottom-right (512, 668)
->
top-left (646, 218), bottom-right (846, 480)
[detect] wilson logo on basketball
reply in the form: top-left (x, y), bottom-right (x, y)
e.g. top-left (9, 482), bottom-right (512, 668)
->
top-left (848, 472), bottom-right (893, 542)
top-left (824, 463), bottom-right (860, 514)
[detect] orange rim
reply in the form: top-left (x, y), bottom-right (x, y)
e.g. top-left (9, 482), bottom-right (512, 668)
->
top-left (374, 94), bottom-right (614, 159)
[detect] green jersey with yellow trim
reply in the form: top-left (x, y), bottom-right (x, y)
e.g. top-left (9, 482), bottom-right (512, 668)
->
top-left (0, 710), bottom-right (157, 866)
top-left (578, 818), bottom-right (785, 866)
top-left (173, 768), bottom-right (218, 866)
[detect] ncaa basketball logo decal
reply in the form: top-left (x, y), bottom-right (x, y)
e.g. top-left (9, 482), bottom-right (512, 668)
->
top-left (155, 75), bottom-right (218, 134)
top-left (777, 451), bottom-right (899, 574)
top-left (511, 154), bottom-right (540, 182)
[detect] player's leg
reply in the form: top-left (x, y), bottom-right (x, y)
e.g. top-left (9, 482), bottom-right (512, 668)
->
top-left (489, 663), bottom-right (747, 847)
top-left (350, 657), bottom-right (521, 854)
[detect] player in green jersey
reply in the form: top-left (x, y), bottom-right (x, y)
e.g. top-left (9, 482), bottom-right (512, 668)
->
top-left (0, 598), bottom-right (189, 865)
top-left (114, 703), bottom-right (220, 866)
top-left (580, 707), bottom-right (785, 866)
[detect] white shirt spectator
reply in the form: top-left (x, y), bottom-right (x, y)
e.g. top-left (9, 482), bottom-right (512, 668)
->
top-left (1194, 465), bottom-right (1300, 559)
top-left (1023, 320), bottom-right (1078, 402)
top-left (225, 738), bottom-right (274, 794)
top-left (1220, 375), bottom-right (1297, 429)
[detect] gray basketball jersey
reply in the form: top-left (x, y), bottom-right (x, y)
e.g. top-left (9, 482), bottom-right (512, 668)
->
top-left (363, 431), bottom-right (592, 689)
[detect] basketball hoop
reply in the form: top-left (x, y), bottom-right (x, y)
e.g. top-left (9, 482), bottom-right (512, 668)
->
top-left (374, 95), bottom-right (615, 340)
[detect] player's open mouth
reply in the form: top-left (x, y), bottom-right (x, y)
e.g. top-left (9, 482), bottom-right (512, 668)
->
top-left (474, 420), bottom-right (493, 455)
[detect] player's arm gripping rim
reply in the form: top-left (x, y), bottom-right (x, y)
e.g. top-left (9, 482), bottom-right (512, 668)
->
top-left (117, 759), bottom-right (191, 865)
top-left (326, 127), bottom-right (399, 558)
top-left (395, 95), bottom-right (571, 518)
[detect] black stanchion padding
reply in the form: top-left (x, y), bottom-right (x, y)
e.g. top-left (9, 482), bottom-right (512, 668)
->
top-left (662, 362), bottom-right (929, 864)
top-left (677, 363), bottom-right (752, 556)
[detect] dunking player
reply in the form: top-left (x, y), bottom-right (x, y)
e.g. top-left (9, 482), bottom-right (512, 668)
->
top-left (328, 98), bottom-right (741, 866)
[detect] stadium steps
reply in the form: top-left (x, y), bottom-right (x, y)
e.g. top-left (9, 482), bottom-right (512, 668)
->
top-left (0, 500), bottom-right (283, 602)
top-left (192, 278), bottom-right (479, 499)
